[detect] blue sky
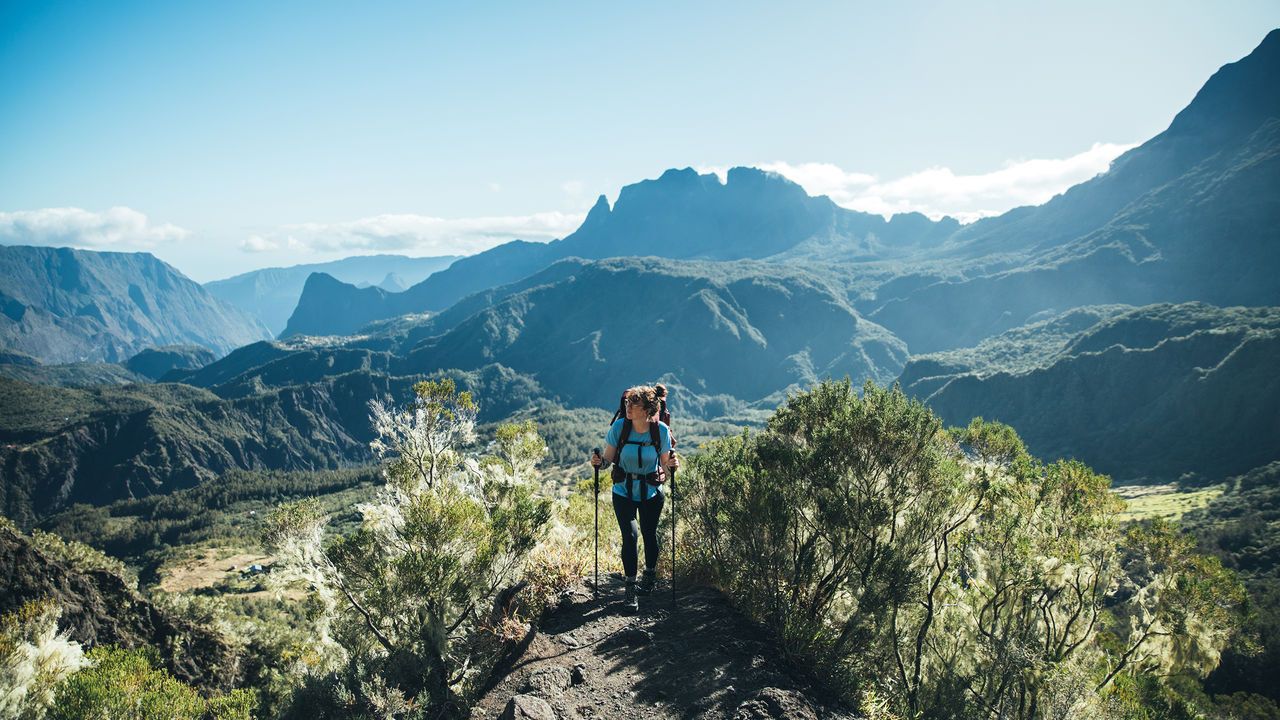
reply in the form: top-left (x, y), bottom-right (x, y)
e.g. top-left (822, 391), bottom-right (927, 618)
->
top-left (1, 1), bottom-right (1277, 282)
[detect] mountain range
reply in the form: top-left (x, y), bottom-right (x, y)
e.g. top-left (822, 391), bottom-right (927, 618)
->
top-left (1, 30), bottom-right (1278, 523)
top-left (281, 169), bottom-right (958, 337)
top-left (284, 30), bottom-right (1280, 349)
top-left (204, 253), bottom-right (458, 336)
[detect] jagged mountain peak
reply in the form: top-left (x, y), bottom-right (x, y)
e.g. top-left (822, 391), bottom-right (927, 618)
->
top-left (609, 165), bottom-right (813, 209)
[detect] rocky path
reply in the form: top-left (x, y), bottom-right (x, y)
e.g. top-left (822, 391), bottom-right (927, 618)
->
top-left (470, 575), bottom-right (853, 720)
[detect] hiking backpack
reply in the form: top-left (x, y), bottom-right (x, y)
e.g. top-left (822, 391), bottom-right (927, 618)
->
top-left (609, 388), bottom-right (676, 499)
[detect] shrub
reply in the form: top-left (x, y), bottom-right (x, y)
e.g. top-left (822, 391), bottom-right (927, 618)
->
top-left (48, 645), bottom-right (255, 720)
top-left (0, 599), bottom-right (88, 720)
top-left (682, 379), bottom-right (1250, 718)
top-left (262, 379), bottom-right (553, 716)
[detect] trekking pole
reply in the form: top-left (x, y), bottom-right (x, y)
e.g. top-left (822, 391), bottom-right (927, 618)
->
top-left (670, 460), bottom-right (677, 607)
top-left (592, 448), bottom-right (600, 600)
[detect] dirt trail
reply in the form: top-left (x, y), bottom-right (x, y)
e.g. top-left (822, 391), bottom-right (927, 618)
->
top-left (471, 576), bottom-right (855, 720)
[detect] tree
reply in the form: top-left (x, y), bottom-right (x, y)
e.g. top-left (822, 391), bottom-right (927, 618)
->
top-left (262, 379), bottom-right (553, 716)
top-left (950, 456), bottom-right (1125, 719)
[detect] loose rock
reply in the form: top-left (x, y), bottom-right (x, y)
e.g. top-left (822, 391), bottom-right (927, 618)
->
top-left (526, 666), bottom-right (572, 698)
top-left (500, 694), bottom-right (556, 720)
top-left (618, 626), bottom-right (652, 644)
top-left (732, 687), bottom-right (818, 720)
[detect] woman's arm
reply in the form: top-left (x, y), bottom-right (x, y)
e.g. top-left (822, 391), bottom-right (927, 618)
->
top-left (591, 443), bottom-right (618, 467)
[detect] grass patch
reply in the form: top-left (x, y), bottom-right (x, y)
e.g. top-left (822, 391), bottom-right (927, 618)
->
top-left (1115, 483), bottom-right (1226, 524)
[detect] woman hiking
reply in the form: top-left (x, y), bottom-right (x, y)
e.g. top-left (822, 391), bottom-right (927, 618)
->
top-left (590, 384), bottom-right (679, 611)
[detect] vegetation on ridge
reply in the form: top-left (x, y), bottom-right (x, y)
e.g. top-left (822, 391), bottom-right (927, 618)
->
top-left (681, 380), bottom-right (1253, 718)
top-left (259, 379), bottom-right (556, 717)
top-left (1, 379), bottom-right (1270, 718)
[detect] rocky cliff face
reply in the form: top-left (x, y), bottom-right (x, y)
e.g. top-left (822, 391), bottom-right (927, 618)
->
top-left (869, 30), bottom-right (1280, 353)
top-left (0, 246), bottom-right (271, 363)
top-left (0, 523), bottom-right (245, 692)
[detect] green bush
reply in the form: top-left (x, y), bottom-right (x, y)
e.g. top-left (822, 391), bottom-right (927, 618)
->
top-left (49, 645), bottom-right (255, 720)
top-left (681, 379), bottom-right (1250, 719)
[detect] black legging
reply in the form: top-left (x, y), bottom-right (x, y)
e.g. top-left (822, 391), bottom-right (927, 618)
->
top-left (612, 490), bottom-right (664, 577)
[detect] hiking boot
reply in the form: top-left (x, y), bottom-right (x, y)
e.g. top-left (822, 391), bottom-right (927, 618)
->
top-left (637, 568), bottom-right (657, 595)
top-left (623, 579), bottom-right (638, 612)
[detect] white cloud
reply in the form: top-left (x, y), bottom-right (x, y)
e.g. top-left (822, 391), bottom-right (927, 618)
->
top-left (253, 211), bottom-right (586, 257)
top-left (755, 162), bottom-right (876, 200)
top-left (755, 142), bottom-right (1138, 223)
top-left (240, 234), bottom-right (279, 252)
top-left (0, 207), bottom-right (190, 248)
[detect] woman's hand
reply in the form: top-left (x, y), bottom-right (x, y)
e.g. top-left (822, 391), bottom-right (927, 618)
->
top-left (593, 445), bottom-right (617, 469)
top-left (667, 451), bottom-right (680, 473)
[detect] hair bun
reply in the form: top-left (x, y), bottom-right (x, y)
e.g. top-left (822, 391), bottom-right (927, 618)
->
top-left (654, 383), bottom-right (667, 399)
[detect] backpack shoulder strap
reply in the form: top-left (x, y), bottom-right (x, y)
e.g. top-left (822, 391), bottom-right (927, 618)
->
top-left (617, 417), bottom-right (636, 498)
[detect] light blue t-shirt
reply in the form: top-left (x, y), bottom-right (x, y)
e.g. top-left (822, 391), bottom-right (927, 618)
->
top-left (607, 418), bottom-right (671, 502)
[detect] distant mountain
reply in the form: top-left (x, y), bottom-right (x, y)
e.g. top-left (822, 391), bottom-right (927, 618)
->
top-left (902, 303), bottom-right (1280, 483)
top-left (289, 32), bottom-right (1280, 350)
top-left (869, 29), bottom-right (1280, 353)
top-left (277, 271), bottom-right (402, 339)
top-left (204, 253), bottom-right (458, 336)
top-left (897, 305), bottom-right (1138, 400)
top-left (407, 257), bottom-right (910, 412)
top-left (0, 245), bottom-right (271, 363)
top-left (219, 257), bottom-right (906, 418)
top-left (282, 168), bottom-right (958, 338)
